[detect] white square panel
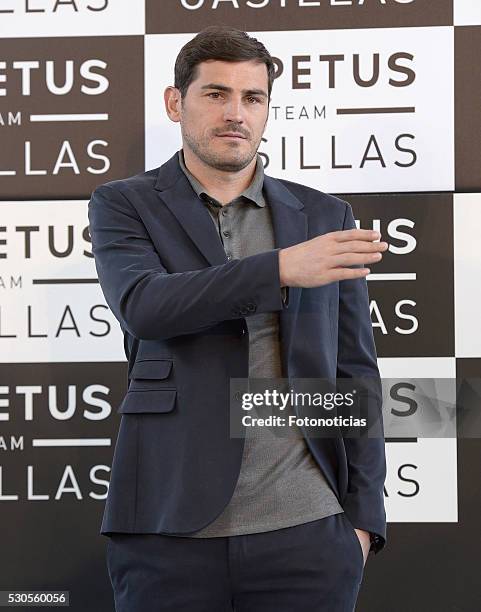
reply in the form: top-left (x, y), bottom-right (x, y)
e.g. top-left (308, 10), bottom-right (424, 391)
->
top-left (0, 201), bottom-right (125, 362)
top-left (0, 0), bottom-right (145, 37)
top-left (454, 193), bottom-right (481, 358)
top-left (454, 0), bottom-right (481, 25)
top-left (379, 357), bottom-right (458, 522)
top-left (145, 27), bottom-right (455, 193)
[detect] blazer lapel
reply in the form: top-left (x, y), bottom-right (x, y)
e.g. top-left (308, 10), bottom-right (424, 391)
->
top-left (154, 152), bottom-right (228, 266)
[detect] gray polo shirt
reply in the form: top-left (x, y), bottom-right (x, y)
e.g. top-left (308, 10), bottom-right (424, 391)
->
top-left (177, 149), bottom-right (344, 537)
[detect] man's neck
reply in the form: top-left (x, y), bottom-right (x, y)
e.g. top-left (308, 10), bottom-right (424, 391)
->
top-left (182, 146), bottom-right (257, 205)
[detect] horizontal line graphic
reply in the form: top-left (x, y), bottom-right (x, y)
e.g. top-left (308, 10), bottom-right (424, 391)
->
top-left (32, 438), bottom-right (111, 447)
top-left (367, 272), bottom-right (416, 281)
top-left (33, 278), bottom-right (99, 284)
top-left (337, 106), bottom-right (415, 114)
top-left (29, 113), bottom-right (109, 122)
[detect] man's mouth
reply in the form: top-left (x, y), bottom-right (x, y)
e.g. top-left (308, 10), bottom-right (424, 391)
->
top-left (217, 132), bottom-right (247, 139)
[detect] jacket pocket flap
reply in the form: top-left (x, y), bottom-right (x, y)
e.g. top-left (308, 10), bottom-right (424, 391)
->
top-left (118, 389), bottom-right (177, 414)
top-left (130, 359), bottom-right (173, 380)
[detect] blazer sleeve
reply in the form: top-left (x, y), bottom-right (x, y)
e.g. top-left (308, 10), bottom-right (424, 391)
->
top-left (336, 201), bottom-right (387, 555)
top-left (88, 184), bottom-right (286, 341)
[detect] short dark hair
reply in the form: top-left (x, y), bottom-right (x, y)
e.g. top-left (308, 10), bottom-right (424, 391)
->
top-left (174, 25), bottom-right (275, 101)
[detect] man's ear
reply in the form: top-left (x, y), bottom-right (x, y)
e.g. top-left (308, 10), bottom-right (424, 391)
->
top-left (164, 86), bottom-right (182, 123)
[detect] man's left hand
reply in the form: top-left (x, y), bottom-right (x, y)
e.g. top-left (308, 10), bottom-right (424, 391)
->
top-left (353, 528), bottom-right (370, 567)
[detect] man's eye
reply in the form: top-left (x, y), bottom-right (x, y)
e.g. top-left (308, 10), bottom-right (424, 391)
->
top-left (247, 97), bottom-right (259, 104)
top-left (208, 92), bottom-right (221, 98)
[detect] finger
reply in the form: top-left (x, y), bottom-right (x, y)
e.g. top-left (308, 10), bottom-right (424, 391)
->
top-left (323, 267), bottom-right (370, 283)
top-left (333, 240), bottom-right (388, 255)
top-left (330, 252), bottom-right (383, 267)
top-left (332, 229), bottom-right (380, 243)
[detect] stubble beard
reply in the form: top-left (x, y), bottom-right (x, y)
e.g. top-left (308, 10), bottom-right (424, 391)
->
top-left (181, 123), bottom-right (260, 173)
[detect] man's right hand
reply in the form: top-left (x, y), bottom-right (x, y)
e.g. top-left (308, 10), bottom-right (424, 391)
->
top-left (278, 229), bottom-right (388, 288)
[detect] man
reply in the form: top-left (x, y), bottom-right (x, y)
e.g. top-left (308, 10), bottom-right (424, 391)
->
top-left (88, 25), bottom-right (388, 612)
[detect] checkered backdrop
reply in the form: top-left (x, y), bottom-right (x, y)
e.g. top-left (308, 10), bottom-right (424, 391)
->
top-left (1, 2), bottom-right (480, 610)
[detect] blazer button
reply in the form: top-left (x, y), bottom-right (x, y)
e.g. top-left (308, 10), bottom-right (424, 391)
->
top-left (247, 303), bottom-right (256, 312)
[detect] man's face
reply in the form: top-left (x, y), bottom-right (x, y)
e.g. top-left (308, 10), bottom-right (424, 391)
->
top-left (176, 59), bottom-right (269, 172)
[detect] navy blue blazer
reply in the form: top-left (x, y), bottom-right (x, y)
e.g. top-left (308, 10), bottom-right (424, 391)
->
top-left (88, 150), bottom-right (387, 554)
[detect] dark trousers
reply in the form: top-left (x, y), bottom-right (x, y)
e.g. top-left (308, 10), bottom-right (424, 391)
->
top-left (106, 512), bottom-right (365, 611)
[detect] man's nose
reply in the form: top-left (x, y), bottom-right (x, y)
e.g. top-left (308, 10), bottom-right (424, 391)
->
top-left (223, 98), bottom-right (244, 123)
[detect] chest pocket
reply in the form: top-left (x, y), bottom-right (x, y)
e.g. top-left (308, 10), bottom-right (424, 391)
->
top-left (118, 359), bottom-right (176, 414)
